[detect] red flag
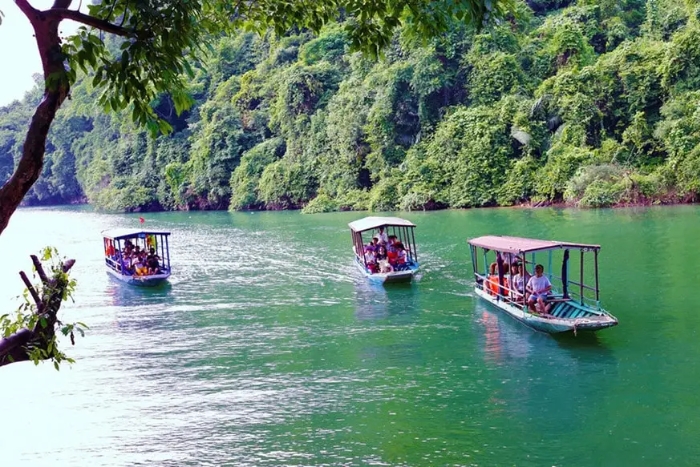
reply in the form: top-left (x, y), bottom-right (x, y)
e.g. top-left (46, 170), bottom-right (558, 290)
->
top-left (139, 217), bottom-right (145, 224)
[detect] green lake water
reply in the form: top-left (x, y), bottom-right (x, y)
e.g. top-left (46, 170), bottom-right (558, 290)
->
top-left (1, 206), bottom-right (699, 466)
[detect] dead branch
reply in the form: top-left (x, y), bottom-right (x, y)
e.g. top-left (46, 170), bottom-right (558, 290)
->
top-left (0, 256), bottom-right (76, 367)
top-left (19, 271), bottom-right (43, 312)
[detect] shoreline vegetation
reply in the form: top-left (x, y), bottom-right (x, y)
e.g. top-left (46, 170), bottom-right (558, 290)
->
top-left (3, 0), bottom-right (700, 215)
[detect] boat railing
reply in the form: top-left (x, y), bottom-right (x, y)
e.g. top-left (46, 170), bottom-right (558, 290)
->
top-left (105, 257), bottom-right (123, 272)
top-left (540, 273), bottom-right (601, 309)
top-left (474, 271), bottom-right (601, 312)
top-left (565, 288), bottom-right (601, 310)
top-left (474, 272), bottom-right (529, 309)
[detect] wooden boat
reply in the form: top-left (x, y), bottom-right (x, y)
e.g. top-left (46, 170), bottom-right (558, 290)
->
top-left (102, 229), bottom-right (171, 287)
top-left (467, 236), bottom-right (618, 334)
top-left (349, 216), bottom-right (419, 284)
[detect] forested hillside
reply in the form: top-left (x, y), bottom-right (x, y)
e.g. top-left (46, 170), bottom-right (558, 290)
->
top-left (2, 0), bottom-right (699, 212)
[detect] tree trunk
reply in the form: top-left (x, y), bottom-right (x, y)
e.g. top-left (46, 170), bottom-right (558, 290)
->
top-left (0, 255), bottom-right (76, 367)
top-left (0, 2), bottom-right (71, 236)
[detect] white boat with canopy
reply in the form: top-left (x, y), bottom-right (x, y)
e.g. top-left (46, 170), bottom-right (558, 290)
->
top-left (349, 216), bottom-right (419, 284)
top-left (102, 229), bottom-right (171, 287)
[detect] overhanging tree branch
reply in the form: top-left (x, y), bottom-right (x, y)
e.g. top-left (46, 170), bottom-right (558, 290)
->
top-left (13, 0), bottom-right (37, 17)
top-left (47, 8), bottom-right (136, 37)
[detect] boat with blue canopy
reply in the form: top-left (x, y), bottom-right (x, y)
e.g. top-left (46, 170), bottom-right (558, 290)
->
top-left (467, 235), bottom-right (618, 334)
top-left (102, 229), bottom-right (171, 287)
top-left (349, 216), bottom-right (419, 284)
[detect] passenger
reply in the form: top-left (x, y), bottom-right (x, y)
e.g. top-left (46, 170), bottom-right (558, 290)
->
top-left (364, 246), bottom-right (378, 273)
top-left (485, 262), bottom-right (509, 297)
top-left (386, 236), bottom-right (398, 263)
top-left (147, 248), bottom-right (161, 275)
top-left (526, 264), bottom-right (552, 314)
top-left (484, 262), bottom-right (498, 295)
top-left (393, 242), bottom-right (408, 270)
top-left (133, 252), bottom-right (147, 276)
top-left (375, 245), bottom-right (388, 262)
top-left (375, 246), bottom-right (394, 273)
top-left (511, 262), bottom-right (529, 302)
top-left (500, 251), bottom-right (519, 266)
top-left (375, 226), bottom-right (389, 245)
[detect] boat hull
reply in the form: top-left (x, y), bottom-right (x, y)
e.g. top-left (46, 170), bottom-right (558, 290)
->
top-left (474, 288), bottom-right (618, 334)
top-left (355, 258), bottom-right (418, 284)
top-left (106, 267), bottom-right (170, 287)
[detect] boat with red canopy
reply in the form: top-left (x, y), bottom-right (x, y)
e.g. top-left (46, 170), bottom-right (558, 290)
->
top-left (467, 235), bottom-right (618, 334)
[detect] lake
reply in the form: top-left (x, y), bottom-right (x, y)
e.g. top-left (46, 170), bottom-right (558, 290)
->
top-left (1, 206), bottom-right (699, 466)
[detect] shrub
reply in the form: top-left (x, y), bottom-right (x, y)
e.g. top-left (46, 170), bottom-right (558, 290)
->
top-left (578, 179), bottom-right (625, 207)
top-left (564, 163), bottom-right (625, 201)
top-left (368, 176), bottom-right (400, 211)
top-left (336, 189), bottom-right (370, 211)
top-left (301, 193), bottom-right (339, 213)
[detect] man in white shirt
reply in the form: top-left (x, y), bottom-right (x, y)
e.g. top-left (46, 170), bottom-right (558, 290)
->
top-left (375, 226), bottom-right (389, 245)
top-left (526, 264), bottom-right (552, 314)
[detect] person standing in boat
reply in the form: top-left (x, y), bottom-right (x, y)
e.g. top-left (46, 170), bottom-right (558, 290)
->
top-left (375, 226), bottom-right (389, 245)
top-left (526, 264), bottom-right (552, 314)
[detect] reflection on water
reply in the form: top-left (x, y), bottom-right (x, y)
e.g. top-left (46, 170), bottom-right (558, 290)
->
top-left (105, 277), bottom-right (173, 307)
top-left (353, 279), bottom-right (421, 322)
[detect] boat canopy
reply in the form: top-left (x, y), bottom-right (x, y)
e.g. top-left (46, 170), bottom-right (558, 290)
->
top-left (348, 216), bottom-right (416, 233)
top-left (468, 235), bottom-right (600, 254)
top-left (102, 229), bottom-right (171, 240)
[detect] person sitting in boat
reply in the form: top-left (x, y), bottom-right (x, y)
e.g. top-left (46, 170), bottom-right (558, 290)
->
top-left (485, 262), bottom-right (509, 297)
top-left (146, 248), bottom-right (161, 275)
top-left (510, 262), bottom-right (529, 302)
top-left (375, 245), bottom-right (394, 273)
top-left (484, 262), bottom-right (497, 295)
top-left (363, 246), bottom-right (379, 273)
top-left (526, 264), bottom-right (552, 314)
top-left (386, 235), bottom-right (397, 251)
top-left (133, 252), bottom-right (148, 276)
top-left (391, 242), bottom-right (408, 270)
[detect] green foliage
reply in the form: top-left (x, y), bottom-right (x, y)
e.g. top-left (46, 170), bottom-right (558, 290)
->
top-left (5, 0), bottom-right (700, 213)
top-left (577, 178), bottom-right (626, 207)
top-left (229, 138), bottom-right (285, 210)
top-left (336, 189), bottom-right (371, 211)
top-left (535, 138), bottom-right (594, 200)
top-left (301, 193), bottom-right (339, 213)
top-left (564, 163), bottom-right (625, 200)
top-left (421, 103), bottom-right (516, 208)
top-left (368, 175), bottom-right (401, 211)
top-left (655, 91), bottom-right (700, 197)
top-left (467, 52), bottom-right (525, 105)
top-left (497, 156), bottom-right (541, 205)
top-left (258, 159), bottom-right (315, 208)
